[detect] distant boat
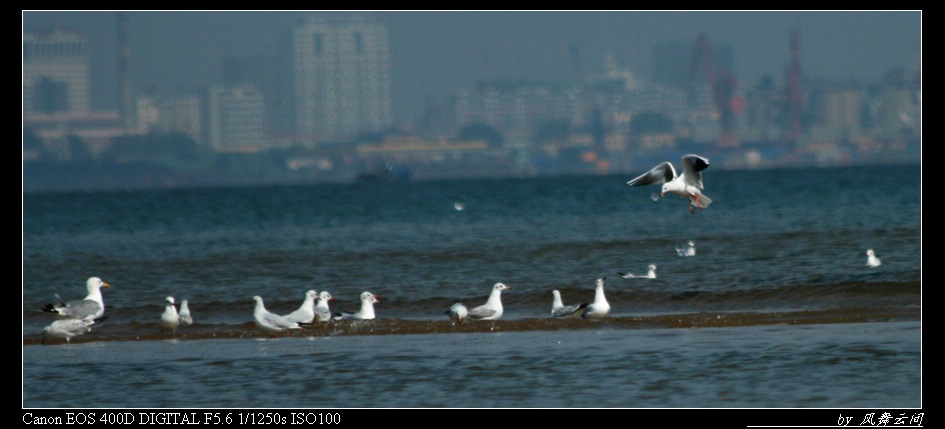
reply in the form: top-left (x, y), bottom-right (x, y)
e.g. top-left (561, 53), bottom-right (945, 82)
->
top-left (356, 163), bottom-right (413, 183)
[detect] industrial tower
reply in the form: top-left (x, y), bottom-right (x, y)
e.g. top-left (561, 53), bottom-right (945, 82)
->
top-left (689, 34), bottom-right (743, 148)
top-left (782, 28), bottom-right (804, 144)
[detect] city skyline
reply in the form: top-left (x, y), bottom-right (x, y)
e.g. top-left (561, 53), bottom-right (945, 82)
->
top-left (22, 11), bottom-right (922, 128)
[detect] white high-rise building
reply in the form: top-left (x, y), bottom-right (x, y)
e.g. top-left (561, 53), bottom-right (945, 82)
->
top-left (293, 14), bottom-right (392, 141)
top-left (207, 85), bottom-right (266, 152)
top-left (23, 31), bottom-right (91, 115)
top-left (159, 95), bottom-right (202, 144)
top-left (135, 94), bottom-right (204, 144)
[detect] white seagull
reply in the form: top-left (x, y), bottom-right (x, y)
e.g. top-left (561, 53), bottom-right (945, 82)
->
top-left (42, 277), bottom-right (110, 321)
top-left (314, 291), bottom-right (334, 322)
top-left (335, 291), bottom-right (380, 320)
top-left (551, 289), bottom-right (588, 319)
top-left (283, 290), bottom-right (318, 324)
top-left (582, 277), bottom-right (611, 319)
top-left (619, 264), bottom-right (658, 279)
top-left (252, 295), bottom-right (305, 334)
top-left (178, 299), bottom-right (193, 325)
top-left (445, 302), bottom-right (469, 324)
top-left (676, 240), bottom-right (696, 257)
top-left (466, 283), bottom-right (511, 321)
top-left (627, 154), bottom-right (712, 214)
top-left (42, 316), bottom-right (98, 344)
top-left (866, 249), bottom-right (882, 268)
top-left (160, 296), bottom-right (181, 334)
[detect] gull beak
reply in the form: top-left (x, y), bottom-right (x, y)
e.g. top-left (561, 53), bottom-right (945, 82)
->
top-left (102, 282), bottom-right (111, 288)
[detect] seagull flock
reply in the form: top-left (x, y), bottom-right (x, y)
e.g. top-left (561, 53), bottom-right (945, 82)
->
top-left (34, 154), bottom-right (887, 343)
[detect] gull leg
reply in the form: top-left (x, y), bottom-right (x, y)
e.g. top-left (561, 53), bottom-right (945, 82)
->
top-left (691, 195), bottom-right (704, 213)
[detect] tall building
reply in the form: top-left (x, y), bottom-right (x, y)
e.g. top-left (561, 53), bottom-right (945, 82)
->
top-left (23, 31), bottom-right (91, 115)
top-left (159, 95), bottom-right (202, 144)
top-left (292, 14), bottom-right (392, 142)
top-left (137, 94), bottom-right (204, 143)
top-left (222, 54), bottom-right (287, 138)
top-left (820, 89), bottom-right (861, 132)
top-left (206, 85), bottom-right (266, 152)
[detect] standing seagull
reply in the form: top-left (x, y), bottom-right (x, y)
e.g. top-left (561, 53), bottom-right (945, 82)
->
top-left (866, 249), bottom-right (882, 268)
top-left (252, 295), bottom-right (305, 335)
top-left (314, 291), bottom-right (334, 322)
top-left (283, 290), bottom-right (318, 324)
top-left (550, 290), bottom-right (588, 319)
top-left (676, 240), bottom-right (696, 257)
top-left (582, 277), bottom-right (610, 319)
top-left (42, 277), bottom-right (110, 321)
top-left (335, 291), bottom-right (380, 320)
top-left (627, 154), bottom-right (712, 214)
top-left (445, 302), bottom-right (469, 324)
top-left (160, 296), bottom-right (181, 334)
top-left (618, 264), bottom-right (658, 279)
top-left (466, 283), bottom-right (511, 321)
top-left (178, 299), bottom-right (193, 325)
top-left (42, 316), bottom-right (98, 344)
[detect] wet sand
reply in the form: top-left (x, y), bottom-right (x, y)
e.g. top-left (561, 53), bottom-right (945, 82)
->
top-left (25, 306), bottom-right (919, 346)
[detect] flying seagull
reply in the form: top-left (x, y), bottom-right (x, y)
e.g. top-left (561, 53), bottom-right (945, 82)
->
top-left (627, 154), bottom-right (712, 214)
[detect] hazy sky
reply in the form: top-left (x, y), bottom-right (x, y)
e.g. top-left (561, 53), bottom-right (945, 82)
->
top-left (22, 11), bottom-right (921, 125)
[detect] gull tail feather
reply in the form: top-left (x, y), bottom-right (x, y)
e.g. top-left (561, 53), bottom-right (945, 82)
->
top-left (696, 194), bottom-right (712, 209)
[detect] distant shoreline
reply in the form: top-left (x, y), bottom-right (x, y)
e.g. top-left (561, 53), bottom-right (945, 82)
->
top-left (22, 157), bottom-right (921, 195)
